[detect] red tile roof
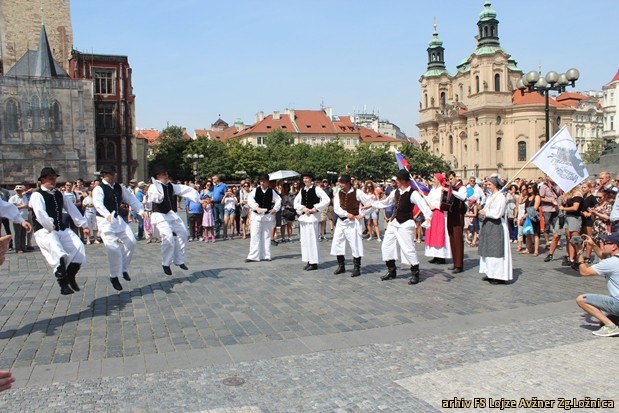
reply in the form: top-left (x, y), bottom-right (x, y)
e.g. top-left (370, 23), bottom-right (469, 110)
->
top-left (358, 126), bottom-right (399, 143)
top-left (237, 113), bottom-right (296, 136)
top-left (333, 115), bottom-right (359, 133)
top-left (610, 69), bottom-right (619, 84)
top-left (195, 126), bottom-right (239, 141)
top-left (511, 90), bottom-right (568, 108)
top-left (292, 110), bottom-right (337, 134)
top-left (135, 129), bottom-right (160, 144)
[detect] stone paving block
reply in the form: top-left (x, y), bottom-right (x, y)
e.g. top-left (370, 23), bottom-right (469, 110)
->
top-left (100, 357), bottom-right (124, 378)
top-left (77, 359), bottom-right (102, 380)
top-left (52, 361), bottom-right (79, 383)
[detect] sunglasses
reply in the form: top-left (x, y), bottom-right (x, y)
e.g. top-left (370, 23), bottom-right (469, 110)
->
top-left (603, 240), bottom-right (615, 245)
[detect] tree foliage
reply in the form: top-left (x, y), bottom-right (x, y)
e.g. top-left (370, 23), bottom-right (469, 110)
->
top-left (149, 126), bottom-right (449, 183)
top-left (582, 139), bottom-right (605, 165)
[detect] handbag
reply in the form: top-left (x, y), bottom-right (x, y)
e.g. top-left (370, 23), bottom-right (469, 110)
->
top-left (240, 205), bottom-right (250, 218)
top-left (282, 207), bottom-right (297, 221)
top-left (522, 216), bottom-right (534, 235)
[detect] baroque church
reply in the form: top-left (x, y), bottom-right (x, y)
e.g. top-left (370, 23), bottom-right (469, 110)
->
top-left (417, 2), bottom-right (580, 179)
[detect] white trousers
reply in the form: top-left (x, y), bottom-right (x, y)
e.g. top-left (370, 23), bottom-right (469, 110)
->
top-left (330, 218), bottom-right (364, 258)
top-left (97, 217), bottom-right (137, 278)
top-left (247, 215), bottom-right (275, 261)
top-left (34, 228), bottom-right (86, 270)
top-left (381, 220), bottom-right (418, 266)
top-left (151, 212), bottom-right (188, 266)
top-left (299, 220), bottom-right (320, 264)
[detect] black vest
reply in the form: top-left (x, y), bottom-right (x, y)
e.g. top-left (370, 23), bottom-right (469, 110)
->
top-left (254, 187), bottom-right (274, 209)
top-left (301, 187), bottom-right (320, 208)
top-left (97, 182), bottom-right (123, 217)
top-left (339, 190), bottom-right (360, 216)
top-left (152, 182), bottom-right (177, 214)
top-left (393, 190), bottom-right (414, 223)
top-left (33, 189), bottom-right (65, 232)
top-left (449, 183), bottom-right (466, 215)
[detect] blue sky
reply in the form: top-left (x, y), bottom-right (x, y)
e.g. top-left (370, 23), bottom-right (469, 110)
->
top-left (71, 0), bottom-right (618, 137)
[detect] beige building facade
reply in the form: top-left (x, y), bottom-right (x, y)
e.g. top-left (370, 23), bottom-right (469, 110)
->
top-left (0, 0), bottom-right (73, 74)
top-left (417, 2), bottom-right (579, 180)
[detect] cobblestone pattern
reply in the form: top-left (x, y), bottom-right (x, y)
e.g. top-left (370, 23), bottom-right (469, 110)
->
top-left (0, 224), bottom-right (607, 371)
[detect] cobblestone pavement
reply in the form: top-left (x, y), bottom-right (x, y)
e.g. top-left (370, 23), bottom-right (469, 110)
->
top-left (0, 217), bottom-right (616, 412)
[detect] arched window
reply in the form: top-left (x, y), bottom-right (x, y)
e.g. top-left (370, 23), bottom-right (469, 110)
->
top-left (518, 141), bottom-right (527, 161)
top-left (424, 93), bottom-right (428, 108)
top-left (440, 92), bottom-right (446, 107)
top-left (464, 144), bottom-right (468, 153)
top-left (475, 76), bottom-right (480, 93)
top-left (106, 142), bottom-right (116, 161)
top-left (494, 74), bottom-right (501, 92)
top-left (475, 138), bottom-right (479, 152)
top-left (448, 135), bottom-right (453, 154)
top-left (460, 84), bottom-right (464, 98)
top-left (52, 101), bottom-right (61, 132)
top-left (484, 26), bottom-right (488, 37)
top-left (491, 26), bottom-right (496, 37)
top-left (496, 137), bottom-right (502, 150)
top-left (96, 142), bottom-right (105, 160)
top-left (5, 100), bottom-right (19, 138)
top-left (31, 96), bottom-right (40, 130)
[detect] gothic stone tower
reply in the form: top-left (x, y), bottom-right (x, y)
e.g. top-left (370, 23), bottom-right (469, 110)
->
top-left (0, 0), bottom-right (73, 74)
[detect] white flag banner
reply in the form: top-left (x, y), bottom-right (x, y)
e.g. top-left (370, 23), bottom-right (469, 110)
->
top-left (530, 125), bottom-right (589, 193)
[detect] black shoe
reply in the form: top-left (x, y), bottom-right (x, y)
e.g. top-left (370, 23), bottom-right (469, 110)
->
top-left (66, 263), bottom-right (81, 291)
top-left (447, 265), bottom-right (455, 270)
top-left (482, 276), bottom-right (490, 282)
top-left (351, 257), bottom-right (361, 277)
top-left (544, 254), bottom-right (553, 262)
top-left (452, 268), bottom-right (463, 274)
top-left (110, 277), bottom-right (123, 291)
top-left (561, 256), bottom-right (571, 266)
top-left (123, 272), bottom-right (131, 281)
top-left (306, 264), bottom-right (318, 271)
top-left (59, 284), bottom-right (74, 295)
top-left (429, 257), bottom-right (437, 264)
top-left (26, 246), bottom-right (35, 251)
top-left (162, 265), bottom-right (172, 275)
top-left (245, 259), bottom-right (257, 263)
top-left (263, 258), bottom-right (272, 262)
top-left (333, 264), bottom-right (346, 275)
top-left (381, 270), bottom-right (397, 281)
top-left (271, 240), bottom-right (279, 246)
top-left (178, 264), bottom-right (189, 270)
top-left (489, 279), bottom-right (500, 285)
top-left (303, 263), bottom-right (311, 271)
top-left (408, 265), bottom-right (420, 285)
top-left (436, 258), bottom-right (446, 264)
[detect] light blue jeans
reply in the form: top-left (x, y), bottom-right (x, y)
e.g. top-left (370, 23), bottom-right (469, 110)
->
top-left (584, 294), bottom-right (619, 316)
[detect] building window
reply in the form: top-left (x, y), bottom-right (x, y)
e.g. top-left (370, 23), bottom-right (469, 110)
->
top-left (340, 138), bottom-right (345, 145)
top-left (518, 141), bottom-right (527, 161)
top-left (311, 137), bottom-right (316, 145)
top-left (612, 116), bottom-right (615, 130)
top-left (96, 140), bottom-right (117, 161)
top-left (321, 137), bottom-right (326, 145)
top-left (94, 70), bottom-right (114, 95)
top-left (440, 92), bottom-right (446, 107)
top-left (448, 135), bottom-right (453, 154)
top-left (95, 103), bottom-right (115, 132)
top-left (475, 138), bottom-right (479, 152)
top-left (347, 138), bottom-right (351, 145)
top-left (31, 96), bottom-right (41, 130)
top-left (494, 74), bottom-right (501, 92)
top-left (353, 138), bottom-right (358, 145)
top-left (5, 99), bottom-right (19, 138)
top-left (256, 136), bottom-right (265, 145)
top-left (329, 137), bottom-right (334, 144)
top-left (424, 93), bottom-right (428, 108)
top-left (475, 76), bottom-right (480, 93)
top-left (496, 137), bottom-right (502, 150)
top-left (52, 101), bottom-right (61, 132)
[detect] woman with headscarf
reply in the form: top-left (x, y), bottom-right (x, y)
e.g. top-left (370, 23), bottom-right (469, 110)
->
top-left (425, 173), bottom-right (452, 264)
top-left (478, 175), bottom-right (513, 284)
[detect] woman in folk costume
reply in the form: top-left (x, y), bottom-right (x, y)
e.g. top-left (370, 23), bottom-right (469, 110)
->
top-left (148, 165), bottom-right (200, 275)
top-left (425, 173), bottom-right (452, 264)
top-left (478, 175), bottom-right (513, 284)
top-left (29, 167), bottom-right (88, 295)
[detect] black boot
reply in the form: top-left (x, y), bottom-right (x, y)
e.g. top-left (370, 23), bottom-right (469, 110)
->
top-left (66, 263), bottom-right (81, 292)
top-left (54, 258), bottom-right (73, 295)
top-left (408, 264), bottom-right (420, 285)
top-left (381, 260), bottom-right (397, 280)
top-left (333, 256), bottom-right (346, 275)
top-left (351, 257), bottom-right (361, 277)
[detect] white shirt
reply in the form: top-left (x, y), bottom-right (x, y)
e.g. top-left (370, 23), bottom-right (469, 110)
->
top-left (29, 187), bottom-right (87, 232)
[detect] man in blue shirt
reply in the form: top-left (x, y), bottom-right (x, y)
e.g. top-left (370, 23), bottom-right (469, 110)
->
top-left (576, 232), bottom-right (619, 337)
top-left (610, 192), bottom-right (619, 233)
top-left (211, 175), bottom-right (226, 238)
top-left (135, 182), bottom-right (146, 239)
top-left (185, 184), bottom-right (204, 241)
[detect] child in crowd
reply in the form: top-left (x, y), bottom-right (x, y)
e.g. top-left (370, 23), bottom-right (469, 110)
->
top-left (201, 195), bottom-right (215, 242)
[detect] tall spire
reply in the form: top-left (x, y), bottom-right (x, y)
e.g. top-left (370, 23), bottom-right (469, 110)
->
top-left (476, 1), bottom-right (500, 50)
top-left (34, 24), bottom-right (58, 77)
top-left (424, 19), bottom-right (448, 77)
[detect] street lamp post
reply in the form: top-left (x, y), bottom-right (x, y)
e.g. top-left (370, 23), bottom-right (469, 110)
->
top-left (516, 68), bottom-right (580, 142)
top-left (187, 153), bottom-right (204, 182)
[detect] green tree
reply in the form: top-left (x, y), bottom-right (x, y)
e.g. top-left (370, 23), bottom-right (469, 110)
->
top-left (398, 142), bottom-right (449, 179)
top-left (264, 128), bottom-right (296, 172)
top-left (349, 144), bottom-right (394, 181)
top-left (149, 125), bottom-right (190, 180)
top-left (582, 139), bottom-right (605, 164)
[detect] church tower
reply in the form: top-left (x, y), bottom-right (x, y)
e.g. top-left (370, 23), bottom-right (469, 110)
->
top-left (0, 0), bottom-right (73, 74)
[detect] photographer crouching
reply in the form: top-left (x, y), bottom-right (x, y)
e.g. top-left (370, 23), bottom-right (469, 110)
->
top-left (575, 233), bottom-right (619, 337)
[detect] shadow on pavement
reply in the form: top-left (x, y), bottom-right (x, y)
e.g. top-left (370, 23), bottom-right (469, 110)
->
top-left (0, 267), bottom-right (242, 339)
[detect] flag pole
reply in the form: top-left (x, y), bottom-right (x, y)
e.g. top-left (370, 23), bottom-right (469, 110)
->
top-left (501, 158), bottom-right (535, 190)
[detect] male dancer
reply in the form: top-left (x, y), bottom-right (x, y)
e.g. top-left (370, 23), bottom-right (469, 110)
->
top-left (93, 166), bottom-right (145, 290)
top-left (446, 171), bottom-right (468, 273)
top-left (330, 174), bottom-right (372, 277)
top-left (246, 174), bottom-right (281, 262)
top-left (148, 166), bottom-right (200, 275)
top-left (0, 198), bottom-right (32, 263)
top-left (293, 172), bottom-right (330, 271)
top-left (371, 169), bottom-right (432, 285)
top-left (29, 167), bottom-right (88, 295)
